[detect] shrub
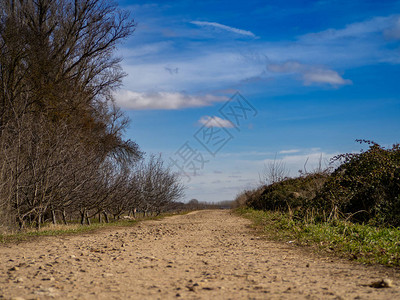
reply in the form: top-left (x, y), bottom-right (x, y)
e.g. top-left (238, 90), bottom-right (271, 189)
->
top-left (247, 172), bottom-right (329, 213)
top-left (317, 140), bottom-right (400, 226)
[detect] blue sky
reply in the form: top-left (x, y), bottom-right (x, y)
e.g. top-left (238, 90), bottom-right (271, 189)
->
top-left (115, 0), bottom-right (400, 202)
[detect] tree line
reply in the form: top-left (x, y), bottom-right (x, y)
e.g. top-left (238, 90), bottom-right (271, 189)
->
top-left (0, 0), bottom-right (184, 230)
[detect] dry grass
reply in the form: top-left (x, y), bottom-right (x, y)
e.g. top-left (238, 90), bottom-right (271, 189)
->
top-left (0, 211), bottom-right (191, 244)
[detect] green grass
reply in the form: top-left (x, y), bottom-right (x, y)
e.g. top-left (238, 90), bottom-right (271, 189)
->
top-left (0, 211), bottom-right (187, 244)
top-left (235, 207), bottom-right (400, 267)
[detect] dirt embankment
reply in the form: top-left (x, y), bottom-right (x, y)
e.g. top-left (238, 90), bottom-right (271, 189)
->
top-left (0, 210), bottom-right (399, 299)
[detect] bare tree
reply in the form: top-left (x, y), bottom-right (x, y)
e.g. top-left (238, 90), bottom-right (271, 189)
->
top-left (135, 154), bottom-right (185, 216)
top-left (0, 0), bottom-right (187, 230)
top-left (0, 0), bottom-right (141, 229)
top-left (260, 155), bottom-right (289, 186)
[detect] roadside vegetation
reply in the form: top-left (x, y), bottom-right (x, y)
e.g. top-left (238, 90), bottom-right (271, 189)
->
top-left (0, 210), bottom-right (190, 244)
top-left (0, 1), bottom-right (184, 232)
top-left (234, 140), bottom-right (400, 266)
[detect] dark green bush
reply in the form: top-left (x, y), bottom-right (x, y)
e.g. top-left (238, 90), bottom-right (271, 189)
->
top-left (246, 172), bottom-right (329, 212)
top-left (317, 140), bottom-right (400, 226)
top-left (241, 140), bottom-right (400, 227)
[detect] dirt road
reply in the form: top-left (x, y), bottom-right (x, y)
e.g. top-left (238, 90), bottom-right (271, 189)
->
top-left (0, 210), bottom-right (399, 299)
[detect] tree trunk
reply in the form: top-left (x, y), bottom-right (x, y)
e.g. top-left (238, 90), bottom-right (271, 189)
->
top-left (103, 211), bottom-right (109, 223)
top-left (80, 209), bottom-right (86, 225)
top-left (86, 211), bottom-right (91, 225)
top-left (51, 210), bottom-right (57, 225)
top-left (18, 217), bottom-right (25, 230)
top-left (36, 214), bottom-right (42, 230)
top-left (62, 209), bottom-right (67, 225)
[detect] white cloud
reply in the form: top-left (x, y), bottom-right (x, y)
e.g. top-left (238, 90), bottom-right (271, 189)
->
top-left (115, 14), bottom-right (400, 105)
top-left (114, 90), bottom-right (227, 110)
top-left (279, 149), bottom-right (300, 154)
top-left (120, 51), bottom-right (265, 92)
top-left (198, 116), bottom-right (234, 128)
top-left (268, 61), bottom-right (352, 86)
top-left (190, 21), bottom-right (256, 38)
top-left (303, 68), bottom-right (352, 86)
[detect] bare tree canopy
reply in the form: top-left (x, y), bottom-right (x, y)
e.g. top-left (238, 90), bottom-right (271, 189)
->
top-left (0, 0), bottom-right (184, 230)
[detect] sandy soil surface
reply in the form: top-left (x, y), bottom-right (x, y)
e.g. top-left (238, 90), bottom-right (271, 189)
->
top-left (0, 210), bottom-right (399, 299)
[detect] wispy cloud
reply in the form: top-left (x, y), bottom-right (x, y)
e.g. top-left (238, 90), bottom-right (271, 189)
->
top-left (114, 90), bottom-right (227, 110)
top-left (303, 68), bottom-right (352, 86)
top-left (300, 15), bottom-right (400, 42)
top-left (119, 42), bottom-right (173, 59)
top-left (190, 21), bottom-right (256, 38)
top-left (198, 116), bottom-right (234, 128)
top-left (120, 51), bottom-right (265, 92)
top-left (268, 61), bottom-right (352, 86)
top-left (117, 14), bottom-right (398, 108)
top-left (384, 16), bottom-right (400, 40)
top-left (279, 149), bottom-right (301, 154)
